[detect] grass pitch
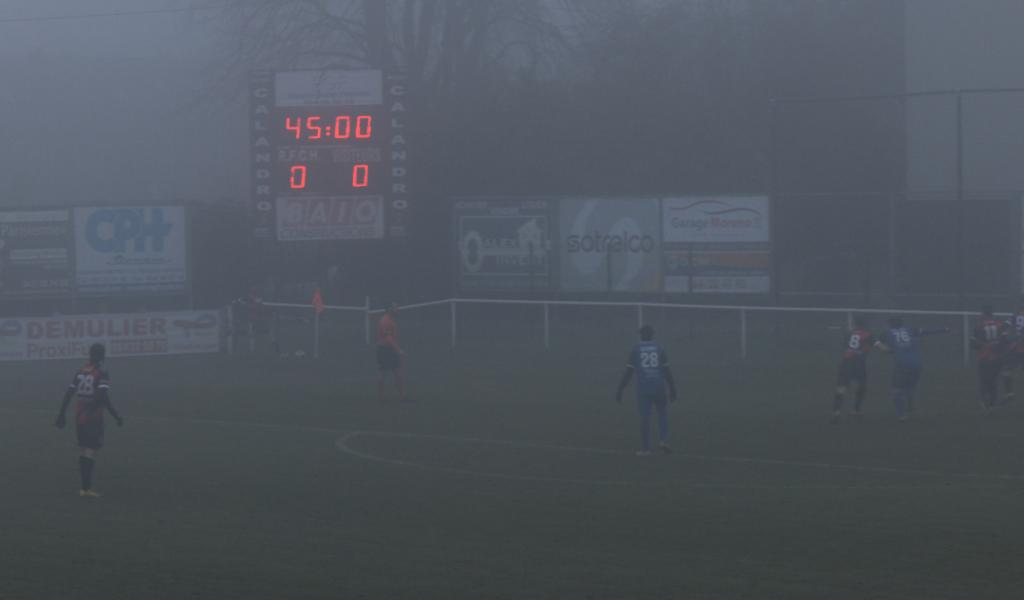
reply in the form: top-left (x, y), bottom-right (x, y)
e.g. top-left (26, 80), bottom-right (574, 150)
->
top-left (3, 308), bottom-right (1024, 599)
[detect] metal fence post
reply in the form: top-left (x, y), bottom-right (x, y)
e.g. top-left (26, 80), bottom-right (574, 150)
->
top-left (543, 303), bottom-right (550, 349)
top-left (962, 313), bottom-right (970, 366)
top-left (740, 308), bottom-right (748, 360)
top-left (451, 300), bottom-right (457, 348)
top-left (364, 296), bottom-right (371, 346)
top-left (248, 322), bottom-right (255, 354)
top-left (846, 311), bottom-right (854, 330)
top-left (225, 304), bottom-right (234, 355)
top-left (313, 309), bottom-right (320, 359)
top-left (637, 304), bottom-right (644, 329)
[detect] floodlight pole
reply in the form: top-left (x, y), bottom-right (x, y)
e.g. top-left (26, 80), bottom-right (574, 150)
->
top-left (955, 92), bottom-right (965, 309)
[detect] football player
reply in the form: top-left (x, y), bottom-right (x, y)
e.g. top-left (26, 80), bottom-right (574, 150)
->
top-left (55, 343), bottom-right (123, 497)
top-left (616, 325), bottom-right (678, 456)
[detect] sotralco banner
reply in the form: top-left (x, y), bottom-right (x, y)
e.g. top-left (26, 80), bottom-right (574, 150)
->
top-left (559, 198), bottom-right (661, 292)
top-left (74, 206), bottom-right (188, 294)
top-left (0, 310), bottom-right (220, 361)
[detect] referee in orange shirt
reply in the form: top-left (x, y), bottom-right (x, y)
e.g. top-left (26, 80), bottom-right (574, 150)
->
top-left (376, 303), bottom-right (407, 402)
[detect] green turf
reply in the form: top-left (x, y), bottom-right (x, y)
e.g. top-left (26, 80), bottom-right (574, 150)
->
top-left (4, 318), bottom-right (1024, 599)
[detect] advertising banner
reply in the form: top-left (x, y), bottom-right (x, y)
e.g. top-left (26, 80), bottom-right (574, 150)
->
top-left (74, 206), bottom-right (188, 294)
top-left (0, 310), bottom-right (220, 361)
top-left (661, 195), bottom-right (771, 294)
top-left (560, 198), bottom-right (661, 292)
top-left (663, 248), bottom-right (772, 293)
top-left (0, 210), bottom-right (73, 297)
top-left (276, 196), bottom-right (384, 241)
top-left (456, 199), bottom-right (550, 291)
top-left (662, 196), bottom-right (770, 243)
top-left (274, 69), bottom-right (383, 107)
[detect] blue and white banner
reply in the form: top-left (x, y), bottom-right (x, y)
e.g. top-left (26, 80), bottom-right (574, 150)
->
top-left (73, 206), bottom-right (188, 294)
top-left (559, 198), bottom-right (662, 292)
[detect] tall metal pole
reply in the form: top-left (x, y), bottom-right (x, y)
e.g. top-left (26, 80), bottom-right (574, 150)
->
top-left (364, 0), bottom-right (388, 68)
top-left (768, 98), bottom-right (780, 307)
top-left (956, 92), bottom-right (965, 309)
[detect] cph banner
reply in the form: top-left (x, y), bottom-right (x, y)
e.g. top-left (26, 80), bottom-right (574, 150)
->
top-left (74, 206), bottom-right (188, 294)
top-left (0, 310), bottom-right (221, 361)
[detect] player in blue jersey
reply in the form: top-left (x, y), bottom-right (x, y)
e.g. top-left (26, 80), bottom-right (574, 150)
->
top-left (874, 317), bottom-right (949, 421)
top-left (615, 325), bottom-right (678, 456)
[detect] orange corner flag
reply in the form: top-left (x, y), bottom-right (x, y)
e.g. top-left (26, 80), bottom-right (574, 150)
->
top-left (312, 288), bottom-right (325, 315)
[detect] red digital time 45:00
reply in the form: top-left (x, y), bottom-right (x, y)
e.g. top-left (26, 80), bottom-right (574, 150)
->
top-left (283, 115), bottom-right (374, 141)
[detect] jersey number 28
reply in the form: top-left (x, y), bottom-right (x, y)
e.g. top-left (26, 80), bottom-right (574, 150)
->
top-left (640, 351), bottom-right (660, 368)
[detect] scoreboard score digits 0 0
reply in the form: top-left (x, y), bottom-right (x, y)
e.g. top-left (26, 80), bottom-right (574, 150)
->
top-left (249, 69), bottom-right (411, 241)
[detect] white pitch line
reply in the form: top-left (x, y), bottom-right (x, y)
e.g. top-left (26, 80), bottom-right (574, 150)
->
top-left (337, 430), bottom-right (1024, 488)
top-left (9, 407), bottom-right (1024, 486)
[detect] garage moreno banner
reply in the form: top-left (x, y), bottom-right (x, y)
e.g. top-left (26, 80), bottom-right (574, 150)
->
top-left (662, 196), bottom-right (770, 243)
top-left (0, 310), bottom-right (221, 361)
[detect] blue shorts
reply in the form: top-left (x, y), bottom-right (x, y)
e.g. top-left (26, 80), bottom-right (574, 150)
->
top-left (892, 363), bottom-right (921, 390)
top-left (637, 394), bottom-right (667, 414)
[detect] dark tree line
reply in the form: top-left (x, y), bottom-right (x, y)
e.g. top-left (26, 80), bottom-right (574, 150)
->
top-left (195, 0), bottom-right (907, 302)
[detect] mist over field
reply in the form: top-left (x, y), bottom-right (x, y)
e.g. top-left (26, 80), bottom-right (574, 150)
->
top-left (3, 2), bottom-right (1024, 599)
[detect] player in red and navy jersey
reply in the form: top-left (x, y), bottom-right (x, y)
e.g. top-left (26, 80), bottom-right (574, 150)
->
top-left (972, 305), bottom-right (1011, 411)
top-left (1000, 300), bottom-right (1024, 403)
top-left (831, 317), bottom-right (875, 422)
top-left (55, 343), bottom-right (123, 497)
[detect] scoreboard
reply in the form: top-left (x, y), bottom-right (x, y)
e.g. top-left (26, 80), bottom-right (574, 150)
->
top-left (249, 69), bottom-right (411, 241)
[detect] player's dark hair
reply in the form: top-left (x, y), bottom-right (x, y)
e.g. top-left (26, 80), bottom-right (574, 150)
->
top-left (982, 304), bottom-right (993, 316)
top-left (639, 325), bottom-right (654, 341)
top-left (89, 343), bottom-right (105, 364)
top-left (888, 316), bottom-right (903, 329)
top-left (854, 316), bottom-right (867, 329)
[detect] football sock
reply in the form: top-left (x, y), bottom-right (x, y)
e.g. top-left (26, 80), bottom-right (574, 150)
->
top-left (832, 392), bottom-right (844, 412)
top-left (79, 456), bottom-right (95, 491)
top-left (854, 387), bottom-right (865, 412)
top-left (640, 413), bottom-right (652, 451)
top-left (656, 401), bottom-right (669, 443)
top-left (892, 389), bottom-right (906, 418)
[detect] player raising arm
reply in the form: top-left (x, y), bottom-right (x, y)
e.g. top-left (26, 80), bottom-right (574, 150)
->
top-left (874, 317), bottom-right (949, 421)
top-left (972, 305), bottom-right (1011, 411)
top-left (832, 316), bottom-right (875, 423)
top-left (616, 325), bottom-right (678, 456)
top-left (55, 343), bottom-right (123, 497)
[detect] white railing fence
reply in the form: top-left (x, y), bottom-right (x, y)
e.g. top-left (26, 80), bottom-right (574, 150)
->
top-left (226, 297), bottom-right (1000, 366)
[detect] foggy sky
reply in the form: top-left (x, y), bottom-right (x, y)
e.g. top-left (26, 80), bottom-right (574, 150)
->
top-left (0, 1), bottom-right (243, 208)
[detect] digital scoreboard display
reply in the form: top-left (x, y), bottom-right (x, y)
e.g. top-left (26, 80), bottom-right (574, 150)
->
top-left (249, 69), bottom-right (411, 241)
